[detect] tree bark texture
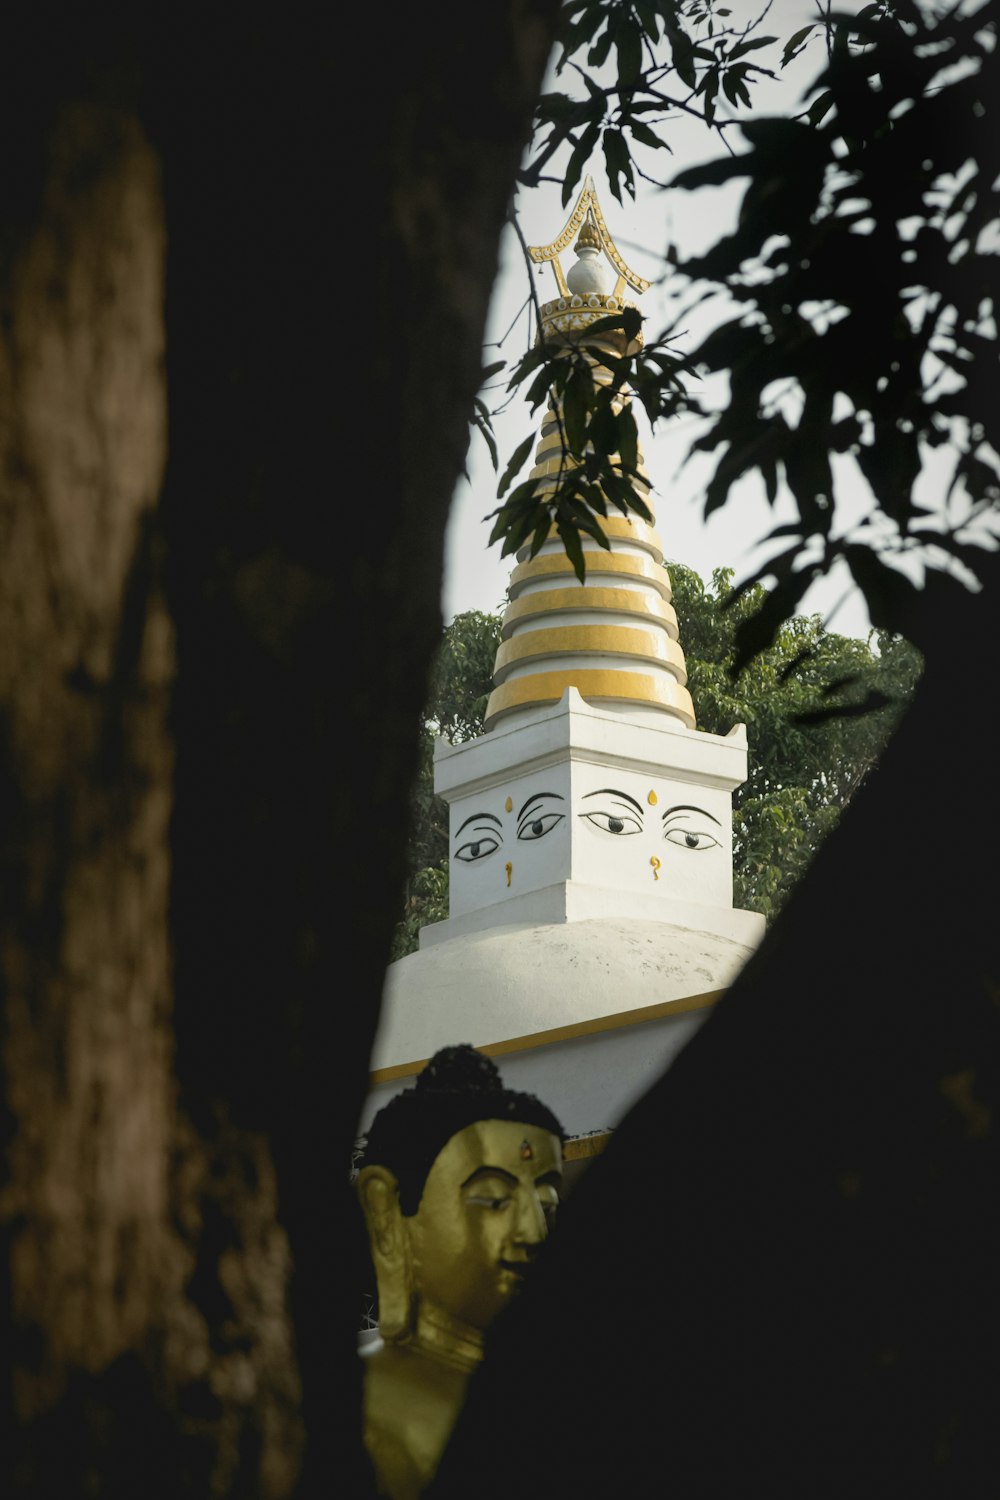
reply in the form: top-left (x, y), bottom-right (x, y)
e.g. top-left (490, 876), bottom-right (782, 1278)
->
top-left (0, 7), bottom-right (560, 1495)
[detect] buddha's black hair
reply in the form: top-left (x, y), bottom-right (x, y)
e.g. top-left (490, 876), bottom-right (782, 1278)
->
top-left (362, 1045), bottom-right (566, 1216)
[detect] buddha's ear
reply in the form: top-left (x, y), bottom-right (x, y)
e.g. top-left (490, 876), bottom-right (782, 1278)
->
top-left (356, 1165), bottom-right (413, 1341)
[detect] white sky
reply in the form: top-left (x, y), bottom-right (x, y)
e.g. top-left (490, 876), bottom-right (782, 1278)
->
top-left (443, 1), bottom-right (878, 636)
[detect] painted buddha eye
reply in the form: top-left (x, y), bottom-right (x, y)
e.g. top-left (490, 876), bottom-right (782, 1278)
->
top-left (580, 788), bottom-right (645, 837)
top-left (455, 834), bottom-right (501, 863)
top-left (515, 792), bottom-right (565, 843)
top-left (517, 811), bottom-right (564, 841)
top-left (662, 804), bottom-right (722, 852)
top-left (581, 810), bottom-right (642, 835)
top-left (664, 828), bottom-right (719, 851)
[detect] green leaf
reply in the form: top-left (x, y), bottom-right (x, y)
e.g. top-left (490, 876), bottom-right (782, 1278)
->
top-left (588, 402), bottom-right (619, 456)
top-left (507, 342), bottom-right (551, 389)
top-left (731, 573), bottom-right (811, 675)
top-left (667, 27), bottom-right (697, 90)
top-left (629, 118), bottom-right (668, 151)
top-left (615, 407), bottom-right (639, 473)
top-left (525, 364), bottom-right (558, 413)
top-left (572, 509), bottom-right (611, 550)
top-left (793, 690), bottom-right (892, 726)
top-left (616, 18), bottom-right (642, 89)
top-left (728, 35), bottom-right (777, 61)
top-left (807, 90), bottom-right (835, 128)
top-left (528, 515), bottom-right (552, 559)
top-left (722, 69), bottom-right (742, 109)
top-left (563, 121), bottom-right (601, 204)
top-left (583, 312), bottom-right (630, 340)
top-left (671, 153), bottom-right (752, 191)
top-left (562, 369), bottom-right (591, 454)
top-left (700, 71), bottom-right (719, 128)
top-left (587, 21), bottom-right (614, 70)
top-left (602, 126), bottom-right (634, 203)
top-left (781, 24), bottom-right (816, 66)
top-left (472, 405), bottom-right (498, 471)
top-left (496, 434), bottom-right (535, 499)
top-left (841, 546), bottom-right (920, 635)
top-left (556, 518), bottom-right (587, 582)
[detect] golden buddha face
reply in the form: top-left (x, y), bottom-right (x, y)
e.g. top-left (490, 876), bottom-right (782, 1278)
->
top-left (406, 1119), bottom-right (562, 1333)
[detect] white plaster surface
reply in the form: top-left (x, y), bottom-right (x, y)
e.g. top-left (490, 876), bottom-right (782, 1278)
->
top-left (371, 916), bottom-right (758, 1073)
top-left (420, 883), bottom-right (763, 948)
top-left (360, 1004), bottom-right (712, 1140)
top-left (440, 689), bottom-right (750, 924)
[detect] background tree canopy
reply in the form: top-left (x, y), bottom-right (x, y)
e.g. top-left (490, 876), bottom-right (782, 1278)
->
top-left (393, 569), bottom-right (921, 957)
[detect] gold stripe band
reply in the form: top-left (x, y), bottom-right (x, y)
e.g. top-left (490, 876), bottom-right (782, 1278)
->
top-left (493, 624), bottom-right (687, 682)
top-left (501, 586), bottom-right (678, 637)
top-left (515, 515), bottom-right (664, 563)
top-left (509, 551), bottom-right (672, 597)
top-left (484, 667), bottom-right (696, 728)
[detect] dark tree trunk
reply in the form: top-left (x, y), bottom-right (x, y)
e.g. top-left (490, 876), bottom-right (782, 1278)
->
top-left (431, 555), bottom-right (1000, 1498)
top-left (0, 8), bottom-right (559, 1495)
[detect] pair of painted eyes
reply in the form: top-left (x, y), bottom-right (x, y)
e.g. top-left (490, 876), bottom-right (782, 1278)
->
top-left (455, 811), bottom-right (564, 863)
top-left (582, 811), bottom-right (720, 850)
top-left (457, 814), bottom-right (719, 860)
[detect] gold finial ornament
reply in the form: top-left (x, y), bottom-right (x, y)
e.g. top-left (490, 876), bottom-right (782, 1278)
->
top-left (357, 1048), bottom-right (564, 1497)
top-left (575, 208), bottom-right (602, 254)
top-left (528, 174), bottom-right (651, 304)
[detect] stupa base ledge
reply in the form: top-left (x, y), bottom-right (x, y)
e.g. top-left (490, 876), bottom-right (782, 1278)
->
top-left (420, 880), bottom-right (765, 949)
top-left (434, 687), bottom-right (749, 801)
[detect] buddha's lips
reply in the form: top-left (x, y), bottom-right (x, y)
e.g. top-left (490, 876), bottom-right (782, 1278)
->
top-left (498, 1260), bottom-right (530, 1278)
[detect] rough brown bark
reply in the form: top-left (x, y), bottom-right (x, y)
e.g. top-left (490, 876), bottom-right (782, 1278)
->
top-left (1, 7), bottom-right (559, 1495)
top-left (0, 80), bottom-right (301, 1500)
top-left (0, 87), bottom-right (175, 1428)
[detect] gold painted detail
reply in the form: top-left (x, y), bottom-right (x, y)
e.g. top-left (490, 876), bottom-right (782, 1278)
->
top-left (563, 1133), bottom-right (611, 1163)
top-left (484, 668), bottom-right (696, 730)
top-left (528, 175), bottom-right (651, 294)
top-left (509, 550), bottom-right (672, 598)
top-left (514, 516), bottom-right (664, 564)
top-left (500, 587), bottom-right (678, 638)
top-left (647, 790), bottom-right (658, 805)
top-left (533, 422), bottom-right (644, 461)
top-left (492, 625), bottom-right (686, 682)
top-left (650, 855), bottom-right (661, 881)
top-left (537, 296), bottom-right (641, 341)
top-left (576, 209), bottom-right (601, 253)
top-left (505, 861), bottom-right (512, 888)
top-left (504, 795), bottom-right (513, 812)
top-left (528, 453), bottom-right (651, 490)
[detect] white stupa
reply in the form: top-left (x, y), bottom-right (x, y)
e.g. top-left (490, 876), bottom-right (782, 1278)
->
top-left (361, 182), bottom-right (764, 1163)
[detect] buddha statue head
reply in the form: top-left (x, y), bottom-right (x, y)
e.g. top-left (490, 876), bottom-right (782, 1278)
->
top-left (357, 1046), bottom-right (565, 1361)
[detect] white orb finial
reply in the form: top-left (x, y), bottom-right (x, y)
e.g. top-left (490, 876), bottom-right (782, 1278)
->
top-left (566, 210), bottom-right (613, 296)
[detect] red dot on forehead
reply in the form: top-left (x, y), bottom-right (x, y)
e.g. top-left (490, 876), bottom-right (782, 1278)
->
top-left (519, 1140), bottom-right (533, 1160)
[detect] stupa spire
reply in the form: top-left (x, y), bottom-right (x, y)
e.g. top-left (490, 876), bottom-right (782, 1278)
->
top-left (484, 180), bottom-right (694, 732)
